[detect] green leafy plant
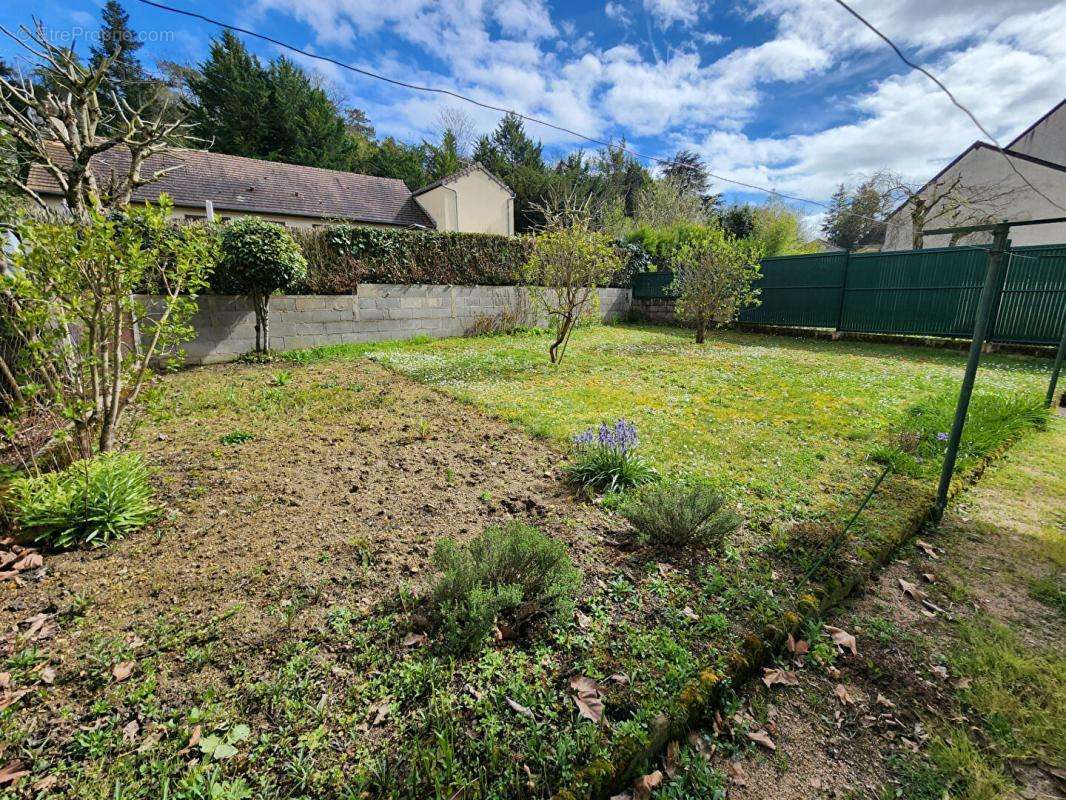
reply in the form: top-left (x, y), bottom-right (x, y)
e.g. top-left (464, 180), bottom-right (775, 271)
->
top-left (619, 479), bottom-right (740, 551)
top-left (199, 723), bottom-right (252, 761)
top-left (428, 522), bottom-right (581, 654)
top-left (523, 221), bottom-right (623, 363)
top-left (214, 218), bottom-right (308, 353)
top-left (565, 420), bottom-right (657, 495)
top-left (220, 431), bottom-right (254, 445)
top-left (0, 197), bottom-right (217, 454)
top-left (668, 226), bottom-right (763, 343)
top-left (270, 370), bottom-right (293, 386)
top-left (4, 452), bottom-right (159, 548)
top-left (873, 392), bottom-right (1049, 478)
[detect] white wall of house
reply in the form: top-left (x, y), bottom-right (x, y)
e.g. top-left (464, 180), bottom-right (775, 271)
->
top-left (415, 169), bottom-right (514, 236)
top-left (883, 146), bottom-right (1066, 250)
top-left (1008, 102), bottom-right (1066, 166)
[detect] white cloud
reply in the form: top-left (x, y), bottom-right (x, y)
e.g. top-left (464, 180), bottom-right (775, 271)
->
top-left (642, 0), bottom-right (707, 28)
top-left (604, 2), bottom-right (632, 25)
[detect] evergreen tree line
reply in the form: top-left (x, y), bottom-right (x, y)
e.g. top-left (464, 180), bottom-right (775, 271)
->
top-left (2, 0), bottom-right (827, 248)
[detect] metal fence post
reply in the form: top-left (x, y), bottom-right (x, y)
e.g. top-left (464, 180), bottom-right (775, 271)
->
top-left (1046, 315), bottom-right (1066, 408)
top-left (935, 224), bottom-right (1010, 519)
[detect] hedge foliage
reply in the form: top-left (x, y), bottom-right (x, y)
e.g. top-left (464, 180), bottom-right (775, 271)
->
top-left (288, 224), bottom-right (641, 293)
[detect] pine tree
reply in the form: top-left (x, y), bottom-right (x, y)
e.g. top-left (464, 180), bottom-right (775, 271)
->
top-left (186, 32), bottom-right (272, 158)
top-left (264, 57), bottom-right (357, 169)
top-left (368, 138), bottom-right (427, 190)
top-left (90, 1), bottom-right (155, 114)
top-left (663, 149), bottom-right (709, 198)
top-left (424, 129), bottom-right (462, 182)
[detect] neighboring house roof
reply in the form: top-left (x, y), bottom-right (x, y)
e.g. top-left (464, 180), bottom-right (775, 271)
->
top-left (884, 141), bottom-right (1066, 222)
top-left (411, 162), bottom-right (515, 198)
top-left (26, 143), bottom-right (436, 228)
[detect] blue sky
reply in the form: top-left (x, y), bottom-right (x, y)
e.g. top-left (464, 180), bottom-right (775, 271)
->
top-left (2, 0), bottom-right (1064, 224)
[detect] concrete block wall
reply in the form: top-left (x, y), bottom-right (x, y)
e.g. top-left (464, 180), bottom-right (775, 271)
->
top-left (144, 284), bottom-right (631, 364)
top-left (629, 297), bottom-right (678, 324)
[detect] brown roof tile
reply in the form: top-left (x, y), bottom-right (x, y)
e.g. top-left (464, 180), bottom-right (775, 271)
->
top-left (26, 143), bottom-right (435, 228)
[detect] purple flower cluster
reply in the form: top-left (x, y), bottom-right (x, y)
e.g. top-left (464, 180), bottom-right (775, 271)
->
top-left (573, 419), bottom-right (639, 454)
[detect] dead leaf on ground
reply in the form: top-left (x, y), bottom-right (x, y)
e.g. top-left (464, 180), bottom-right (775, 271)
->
top-left (899, 578), bottom-right (927, 601)
top-left (506, 697), bottom-right (535, 719)
top-left (0, 760), bottom-right (29, 786)
top-left (762, 667), bottom-right (799, 688)
top-left (922, 572), bottom-right (937, 583)
top-left (177, 725), bottom-right (202, 756)
top-left (931, 665), bottom-right (949, 680)
top-left (915, 539), bottom-right (939, 559)
top-left (0, 672), bottom-right (9, 689)
top-left (680, 606), bottom-right (699, 621)
top-left (786, 633), bottom-right (810, 655)
top-left (632, 769), bottom-right (663, 800)
top-left (834, 684), bottom-right (857, 705)
top-left (747, 729), bottom-right (776, 750)
top-left (0, 689), bottom-right (30, 711)
top-left (824, 625), bottom-right (858, 655)
top-left (122, 720), bottom-right (140, 743)
top-left (12, 553), bottom-right (42, 571)
top-left (32, 775), bottom-right (59, 792)
top-left (370, 701), bottom-right (390, 725)
top-left (575, 609), bottom-right (591, 629)
top-left (401, 632), bottom-right (428, 647)
top-left (725, 760), bottom-right (747, 786)
top-left (111, 662), bottom-right (136, 682)
top-left (569, 676), bottom-right (605, 724)
top-left (664, 740), bottom-right (680, 778)
top-left (876, 693), bottom-right (896, 708)
top-left (38, 666), bottom-right (56, 684)
top-left (605, 673), bottom-right (629, 685)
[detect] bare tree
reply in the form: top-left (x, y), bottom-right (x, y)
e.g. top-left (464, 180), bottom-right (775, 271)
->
top-left (874, 170), bottom-right (1020, 249)
top-left (435, 106), bottom-right (477, 159)
top-left (0, 21), bottom-right (192, 219)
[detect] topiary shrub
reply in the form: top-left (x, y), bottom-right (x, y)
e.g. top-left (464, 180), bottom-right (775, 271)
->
top-left (215, 218), bottom-right (307, 352)
top-left (565, 419), bottom-right (657, 495)
top-left (4, 452), bottom-right (159, 548)
top-left (427, 522), bottom-right (581, 654)
top-left (619, 479), bottom-right (740, 551)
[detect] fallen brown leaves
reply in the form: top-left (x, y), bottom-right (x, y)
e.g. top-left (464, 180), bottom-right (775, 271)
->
top-left (569, 676), bottom-right (605, 724)
top-left (762, 667), bottom-right (800, 688)
top-left (111, 662), bottom-right (136, 682)
top-left (824, 625), bottom-right (858, 655)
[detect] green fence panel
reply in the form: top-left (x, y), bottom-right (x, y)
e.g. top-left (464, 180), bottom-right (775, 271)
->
top-left (839, 246), bottom-right (989, 338)
top-left (738, 252), bottom-right (846, 328)
top-left (993, 245), bottom-right (1066, 344)
top-left (633, 243), bottom-right (1064, 344)
top-left (632, 270), bottom-right (675, 299)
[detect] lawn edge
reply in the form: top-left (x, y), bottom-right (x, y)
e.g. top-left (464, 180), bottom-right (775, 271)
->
top-left (552, 429), bottom-right (1036, 800)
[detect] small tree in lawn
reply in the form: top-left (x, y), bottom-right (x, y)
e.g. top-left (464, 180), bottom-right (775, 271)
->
top-left (216, 218), bottom-right (307, 353)
top-left (524, 222), bottom-right (621, 364)
top-left (669, 227), bottom-right (763, 344)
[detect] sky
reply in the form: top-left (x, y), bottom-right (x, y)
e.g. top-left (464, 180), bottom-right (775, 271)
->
top-left (2, 0), bottom-right (1064, 226)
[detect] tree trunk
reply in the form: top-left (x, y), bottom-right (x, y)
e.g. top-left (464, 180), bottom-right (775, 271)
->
top-left (549, 314), bottom-right (573, 364)
top-left (696, 317), bottom-right (706, 344)
top-left (252, 293), bottom-right (271, 353)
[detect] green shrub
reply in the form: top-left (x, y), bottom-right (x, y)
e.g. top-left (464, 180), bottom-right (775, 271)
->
top-left (874, 392), bottom-right (1049, 478)
top-left (214, 217), bottom-right (308, 352)
top-left (619, 479), bottom-right (740, 550)
top-left (4, 453), bottom-right (159, 548)
top-left (564, 420), bottom-right (657, 495)
top-left (428, 522), bottom-right (581, 654)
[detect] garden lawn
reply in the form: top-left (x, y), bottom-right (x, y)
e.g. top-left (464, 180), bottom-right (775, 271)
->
top-left (0, 325), bottom-right (1051, 800)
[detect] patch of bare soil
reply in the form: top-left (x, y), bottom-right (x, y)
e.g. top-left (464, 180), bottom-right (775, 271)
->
top-left (1, 358), bottom-right (611, 726)
top-left (708, 427), bottom-right (1066, 800)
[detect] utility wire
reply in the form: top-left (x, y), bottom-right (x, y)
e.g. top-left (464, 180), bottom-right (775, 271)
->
top-left (133, 0), bottom-right (890, 225)
top-left (831, 0), bottom-right (1066, 214)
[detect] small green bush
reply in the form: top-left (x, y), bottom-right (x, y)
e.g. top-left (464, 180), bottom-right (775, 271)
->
top-left (619, 480), bottom-right (740, 550)
top-left (4, 453), bottom-right (159, 548)
top-left (428, 522), bottom-right (581, 654)
top-left (874, 391), bottom-right (1049, 478)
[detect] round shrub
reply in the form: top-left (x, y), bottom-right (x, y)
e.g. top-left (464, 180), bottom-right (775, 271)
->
top-left (214, 217), bottom-right (307, 296)
top-left (214, 217), bottom-right (307, 352)
top-left (428, 522), bottom-right (582, 654)
top-left (619, 479), bottom-right (740, 552)
top-left (4, 452), bottom-right (159, 548)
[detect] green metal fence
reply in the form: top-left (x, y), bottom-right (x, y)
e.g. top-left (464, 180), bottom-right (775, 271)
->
top-left (631, 243), bottom-right (1066, 346)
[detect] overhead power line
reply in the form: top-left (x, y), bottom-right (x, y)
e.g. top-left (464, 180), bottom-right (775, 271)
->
top-left (831, 0), bottom-right (1066, 214)
top-left (133, 0), bottom-right (889, 224)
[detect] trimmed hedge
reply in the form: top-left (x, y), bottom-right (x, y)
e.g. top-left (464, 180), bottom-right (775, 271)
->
top-left (289, 224), bottom-right (642, 293)
top-left (292, 225), bottom-right (532, 293)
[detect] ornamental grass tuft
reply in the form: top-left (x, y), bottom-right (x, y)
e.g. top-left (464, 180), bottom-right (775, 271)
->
top-left (564, 419), bottom-right (657, 495)
top-left (620, 479), bottom-right (740, 552)
top-left (4, 452), bottom-right (159, 548)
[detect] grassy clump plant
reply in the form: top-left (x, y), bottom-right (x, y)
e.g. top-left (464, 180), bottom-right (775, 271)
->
top-left (620, 478), bottom-right (740, 551)
top-left (4, 452), bottom-right (159, 548)
top-left (873, 391), bottom-right (1048, 478)
top-left (427, 522), bottom-right (581, 654)
top-left (564, 419), bottom-right (657, 495)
